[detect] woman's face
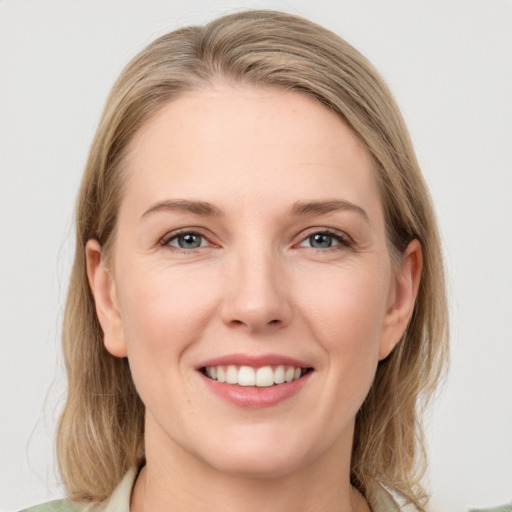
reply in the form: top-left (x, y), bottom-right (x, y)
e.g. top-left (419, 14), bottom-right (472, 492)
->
top-left (88, 84), bottom-right (419, 479)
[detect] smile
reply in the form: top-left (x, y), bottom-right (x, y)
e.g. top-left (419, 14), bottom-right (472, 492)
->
top-left (202, 365), bottom-right (311, 387)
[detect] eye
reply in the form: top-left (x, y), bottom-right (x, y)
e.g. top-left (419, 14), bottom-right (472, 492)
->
top-left (298, 230), bottom-right (351, 250)
top-left (164, 232), bottom-right (209, 250)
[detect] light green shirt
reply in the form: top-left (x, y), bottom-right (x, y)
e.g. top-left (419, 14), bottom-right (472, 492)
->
top-left (19, 468), bottom-right (512, 512)
top-left (20, 467), bottom-right (136, 512)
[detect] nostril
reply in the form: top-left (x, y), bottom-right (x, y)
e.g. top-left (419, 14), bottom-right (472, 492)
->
top-left (269, 319), bottom-right (280, 325)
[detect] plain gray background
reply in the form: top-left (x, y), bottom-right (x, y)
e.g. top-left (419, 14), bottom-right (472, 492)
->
top-left (1, 1), bottom-right (511, 511)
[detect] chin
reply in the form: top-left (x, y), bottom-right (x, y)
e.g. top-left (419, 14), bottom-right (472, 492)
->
top-left (198, 429), bottom-right (318, 480)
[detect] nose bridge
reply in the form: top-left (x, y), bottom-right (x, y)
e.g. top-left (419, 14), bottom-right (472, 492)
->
top-left (221, 239), bottom-right (291, 331)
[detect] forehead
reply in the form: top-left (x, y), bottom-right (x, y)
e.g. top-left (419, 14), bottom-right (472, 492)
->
top-left (121, 84), bottom-right (381, 218)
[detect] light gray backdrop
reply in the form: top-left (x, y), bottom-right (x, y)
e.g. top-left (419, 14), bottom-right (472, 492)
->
top-left (1, 1), bottom-right (511, 511)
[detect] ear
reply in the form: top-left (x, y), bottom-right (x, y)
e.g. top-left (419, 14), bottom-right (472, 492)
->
top-left (85, 239), bottom-right (127, 358)
top-left (379, 239), bottom-right (423, 361)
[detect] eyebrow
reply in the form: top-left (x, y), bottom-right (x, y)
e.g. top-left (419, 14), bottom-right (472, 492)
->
top-left (291, 200), bottom-right (369, 221)
top-left (141, 199), bottom-right (223, 218)
top-left (141, 198), bottom-right (368, 221)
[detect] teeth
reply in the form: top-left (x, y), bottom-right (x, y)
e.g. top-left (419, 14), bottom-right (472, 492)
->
top-left (274, 365), bottom-right (285, 384)
top-left (226, 365), bottom-right (238, 384)
top-left (255, 366), bottom-right (274, 387)
top-left (203, 364), bottom-right (307, 387)
top-left (238, 366), bottom-right (256, 386)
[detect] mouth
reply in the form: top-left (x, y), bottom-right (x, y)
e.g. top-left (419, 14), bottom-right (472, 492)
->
top-left (201, 364), bottom-right (313, 387)
top-left (196, 354), bottom-right (314, 407)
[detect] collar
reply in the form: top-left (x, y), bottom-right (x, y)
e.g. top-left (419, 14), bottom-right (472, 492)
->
top-left (99, 466), bottom-right (137, 512)
top-left (100, 467), bottom-right (400, 512)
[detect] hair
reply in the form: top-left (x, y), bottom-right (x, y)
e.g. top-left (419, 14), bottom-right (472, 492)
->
top-left (57, 9), bottom-right (448, 510)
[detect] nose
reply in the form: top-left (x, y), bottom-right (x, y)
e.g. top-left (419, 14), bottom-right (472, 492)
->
top-left (220, 246), bottom-right (292, 333)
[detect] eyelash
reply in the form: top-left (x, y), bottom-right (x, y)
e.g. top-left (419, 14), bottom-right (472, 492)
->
top-left (159, 228), bottom-right (353, 253)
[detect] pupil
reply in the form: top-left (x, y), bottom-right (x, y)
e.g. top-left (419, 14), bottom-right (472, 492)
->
top-left (311, 233), bottom-right (332, 248)
top-left (179, 233), bottom-right (201, 249)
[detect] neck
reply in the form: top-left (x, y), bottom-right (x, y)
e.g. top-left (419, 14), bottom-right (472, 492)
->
top-left (130, 420), bottom-right (369, 512)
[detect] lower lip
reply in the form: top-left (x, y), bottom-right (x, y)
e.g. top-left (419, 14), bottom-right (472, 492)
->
top-left (200, 372), bottom-right (312, 409)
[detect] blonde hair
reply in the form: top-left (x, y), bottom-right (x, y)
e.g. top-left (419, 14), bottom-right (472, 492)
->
top-left (57, 10), bottom-right (449, 510)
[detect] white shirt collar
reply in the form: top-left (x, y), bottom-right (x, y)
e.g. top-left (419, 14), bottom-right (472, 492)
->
top-left (100, 466), bottom-right (137, 512)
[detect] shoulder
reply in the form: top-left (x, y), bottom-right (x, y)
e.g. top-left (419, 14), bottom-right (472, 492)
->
top-left (20, 466), bottom-right (138, 512)
top-left (469, 505), bottom-right (512, 512)
top-left (19, 500), bottom-right (96, 512)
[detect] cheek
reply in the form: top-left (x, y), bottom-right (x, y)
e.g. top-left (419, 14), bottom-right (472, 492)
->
top-left (114, 262), bottom-right (219, 381)
top-left (297, 261), bottom-right (390, 388)
top-left (300, 259), bottom-right (389, 336)
top-left (113, 265), bottom-right (222, 431)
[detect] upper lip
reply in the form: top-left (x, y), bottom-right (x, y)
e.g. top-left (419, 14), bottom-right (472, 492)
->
top-left (196, 353), bottom-right (312, 370)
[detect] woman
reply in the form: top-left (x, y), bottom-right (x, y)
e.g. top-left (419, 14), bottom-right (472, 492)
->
top-left (23, 10), bottom-right (449, 512)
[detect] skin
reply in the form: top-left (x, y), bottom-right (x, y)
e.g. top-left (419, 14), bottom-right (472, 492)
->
top-left (86, 84), bottom-right (422, 512)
